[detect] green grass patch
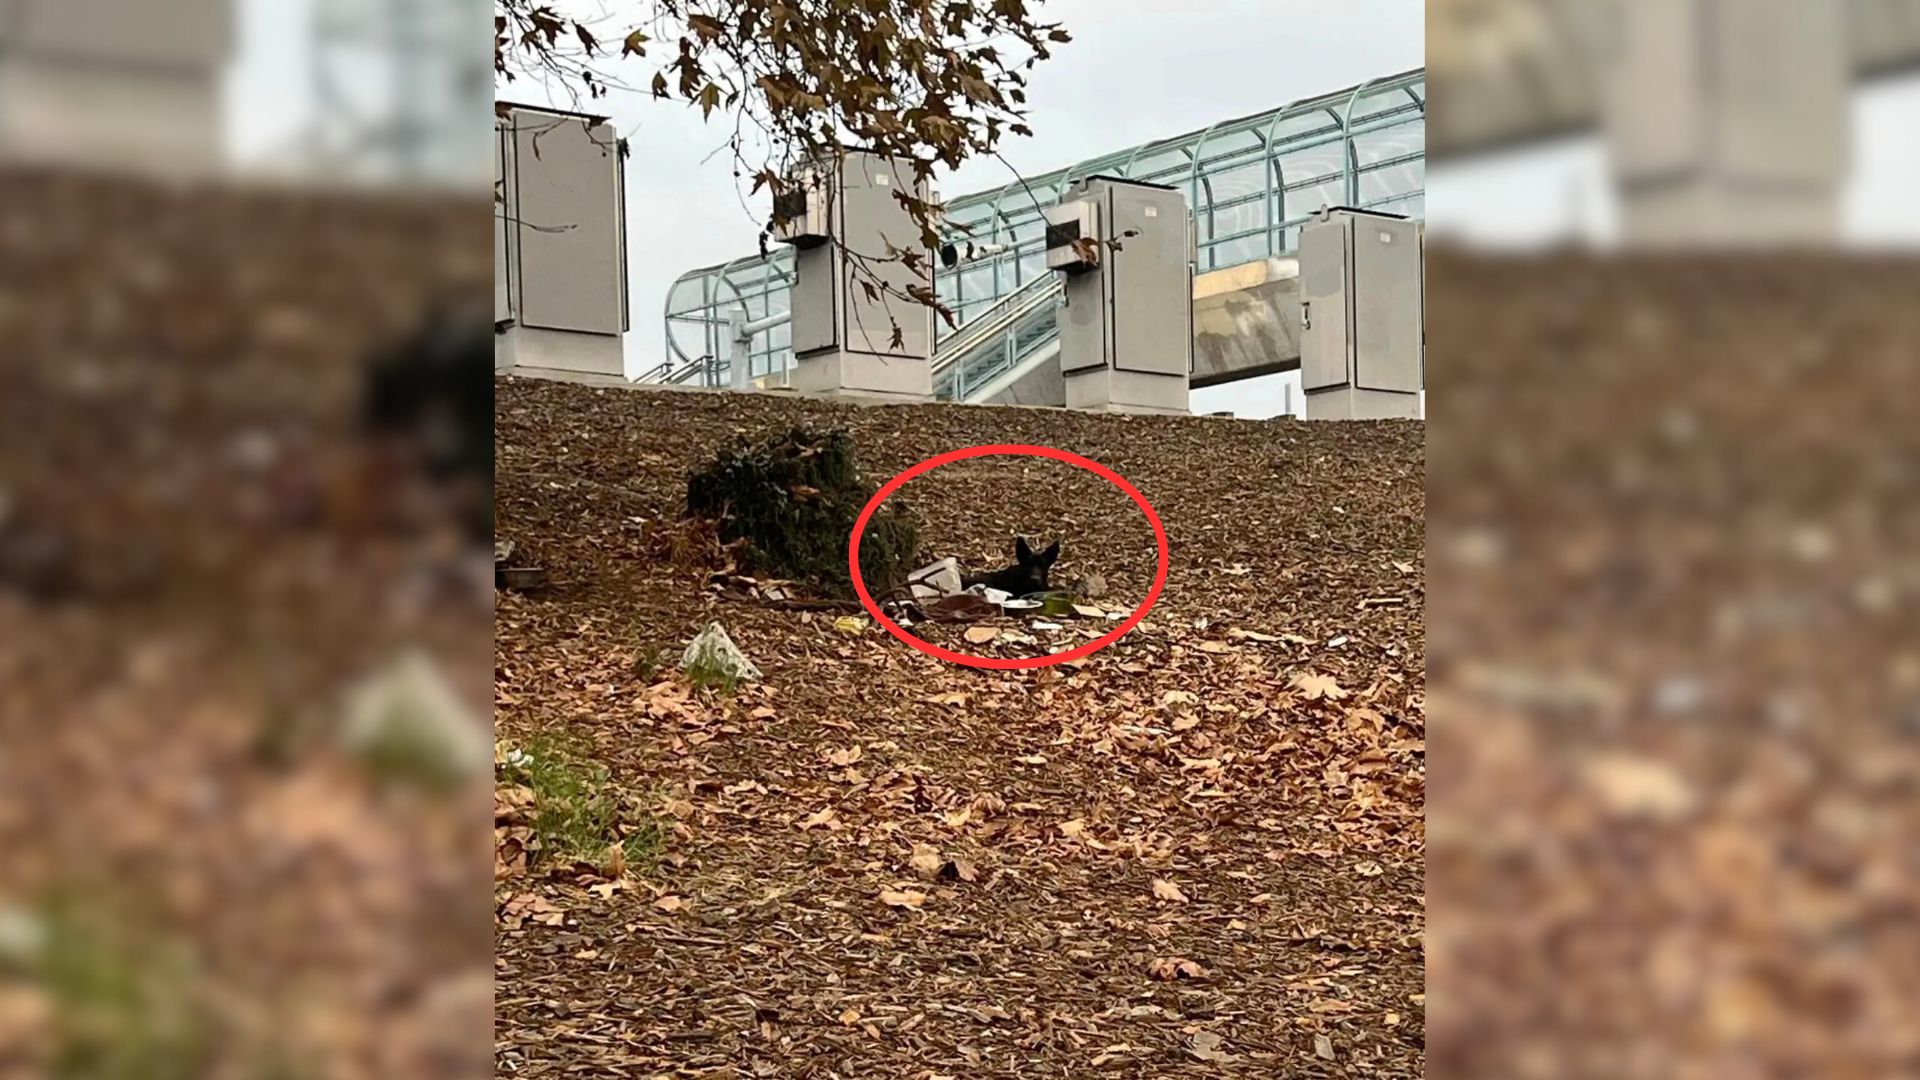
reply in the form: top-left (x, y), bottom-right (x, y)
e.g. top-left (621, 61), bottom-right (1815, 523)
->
top-left (498, 734), bottom-right (664, 869)
top-left (19, 890), bottom-right (210, 1080)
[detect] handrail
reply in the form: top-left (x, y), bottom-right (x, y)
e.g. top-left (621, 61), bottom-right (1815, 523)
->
top-left (931, 274), bottom-right (1062, 372)
top-left (933, 283), bottom-right (1062, 401)
top-left (936, 269), bottom-right (1058, 346)
top-left (962, 337), bottom-right (1060, 404)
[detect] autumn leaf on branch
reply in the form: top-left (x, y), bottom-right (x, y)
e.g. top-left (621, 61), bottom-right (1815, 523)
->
top-left (495, 0), bottom-right (1071, 322)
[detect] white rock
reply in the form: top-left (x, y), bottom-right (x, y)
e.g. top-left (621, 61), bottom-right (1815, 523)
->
top-left (342, 652), bottom-right (491, 784)
top-left (681, 622), bottom-right (762, 683)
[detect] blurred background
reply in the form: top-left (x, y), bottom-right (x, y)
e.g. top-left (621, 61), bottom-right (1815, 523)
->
top-left (0, 1), bottom-right (492, 1077)
top-left (8, 1), bottom-right (1920, 1076)
top-left (1429, 0), bottom-right (1920, 249)
top-left (1425, 1), bottom-right (1920, 1076)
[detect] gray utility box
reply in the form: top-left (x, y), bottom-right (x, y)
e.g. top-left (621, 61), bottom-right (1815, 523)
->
top-left (1046, 175), bottom-right (1193, 415)
top-left (777, 150), bottom-right (934, 401)
top-left (494, 103), bottom-right (630, 379)
top-left (1299, 207), bottom-right (1423, 421)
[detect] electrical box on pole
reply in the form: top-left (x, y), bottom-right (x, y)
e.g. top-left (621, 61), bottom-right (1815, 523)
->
top-left (1043, 175), bottom-right (1193, 415)
top-left (775, 150), bottom-right (934, 401)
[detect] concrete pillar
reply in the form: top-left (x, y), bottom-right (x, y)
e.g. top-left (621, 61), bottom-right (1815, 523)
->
top-left (1601, 0), bottom-right (1848, 246)
top-left (0, 0), bottom-right (231, 174)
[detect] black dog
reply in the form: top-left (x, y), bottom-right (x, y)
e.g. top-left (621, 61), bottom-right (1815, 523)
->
top-left (963, 537), bottom-right (1060, 597)
top-left (361, 298), bottom-right (496, 545)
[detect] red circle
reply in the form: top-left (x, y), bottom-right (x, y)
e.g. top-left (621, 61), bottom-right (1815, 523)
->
top-left (847, 444), bottom-right (1169, 670)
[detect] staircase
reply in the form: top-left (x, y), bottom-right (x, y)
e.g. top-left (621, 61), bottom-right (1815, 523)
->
top-left (931, 274), bottom-right (1062, 403)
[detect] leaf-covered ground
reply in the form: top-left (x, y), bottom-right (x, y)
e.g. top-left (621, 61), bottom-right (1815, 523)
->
top-left (1424, 251), bottom-right (1920, 1076)
top-left (495, 381), bottom-right (1425, 1078)
top-left (0, 170), bottom-right (491, 1078)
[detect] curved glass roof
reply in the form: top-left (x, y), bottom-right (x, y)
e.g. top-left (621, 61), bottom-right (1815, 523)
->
top-left (656, 67), bottom-right (1424, 383)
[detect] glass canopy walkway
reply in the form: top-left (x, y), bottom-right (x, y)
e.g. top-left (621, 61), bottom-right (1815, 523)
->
top-left (653, 67), bottom-right (1425, 398)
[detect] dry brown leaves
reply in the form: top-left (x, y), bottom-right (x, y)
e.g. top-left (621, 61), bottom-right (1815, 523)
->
top-left (495, 381), bottom-right (1424, 1077)
top-left (1, 172), bottom-right (490, 1079)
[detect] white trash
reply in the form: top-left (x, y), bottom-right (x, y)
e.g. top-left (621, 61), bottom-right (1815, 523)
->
top-left (681, 621), bottom-right (763, 683)
top-left (342, 652), bottom-right (492, 784)
top-left (907, 557), bottom-right (963, 601)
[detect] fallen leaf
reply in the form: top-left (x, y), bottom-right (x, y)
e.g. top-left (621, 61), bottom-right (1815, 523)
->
top-left (1292, 672), bottom-right (1347, 701)
top-left (1584, 752), bottom-right (1697, 819)
top-left (1015, 753), bottom-right (1048, 765)
top-left (1150, 878), bottom-right (1189, 904)
top-left (800, 807), bottom-right (838, 831)
top-left (1189, 1029), bottom-right (1233, 1063)
top-left (879, 888), bottom-right (926, 910)
top-left (1148, 956), bottom-right (1207, 980)
top-left (1392, 561), bottom-right (1414, 574)
top-left (1059, 818), bottom-right (1088, 839)
top-left (1314, 1034), bottom-right (1335, 1060)
top-left (1072, 604), bottom-right (1104, 618)
top-left (828, 745), bottom-right (864, 766)
top-left (963, 625), bottom-right (998, 645)
top-left (1354, 860), bottom-right (1384, 877)
top-left (839, 1007), bottom-right (861, 1025)
top-left (749, 705), bottom-right (776, 719)
top-left (833, 616), bottom-right (868, 635)
top-left (654, 894), bottom-right (685, 913)
top-left (497, 892), bottom-right (568, 929)
top-left (908, 846), bottom-right (943, 879)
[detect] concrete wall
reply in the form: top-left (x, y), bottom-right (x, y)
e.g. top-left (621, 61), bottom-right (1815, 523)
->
top-left (1191, 258), bottom-right (1301, 389)
top-left (981, 355), bottom-right (1064, 408)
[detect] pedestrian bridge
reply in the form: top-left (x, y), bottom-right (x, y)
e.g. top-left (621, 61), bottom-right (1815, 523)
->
top-left (651, 67), bottom-right (1425, 402)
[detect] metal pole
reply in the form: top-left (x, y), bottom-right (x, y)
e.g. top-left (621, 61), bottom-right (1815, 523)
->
top-left (727, 309), bottom-right (790, 392)
top-left (728, 309), bottom-right (749, 391)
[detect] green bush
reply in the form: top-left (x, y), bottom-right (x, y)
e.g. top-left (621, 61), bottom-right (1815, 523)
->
top-left (686, 427), bottom-right (919, 599)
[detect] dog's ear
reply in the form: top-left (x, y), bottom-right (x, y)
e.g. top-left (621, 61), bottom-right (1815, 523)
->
top-left (1039, 540), bottom-right (1060, 567)
top-left (1015, 536), bottom-right (1034, 564)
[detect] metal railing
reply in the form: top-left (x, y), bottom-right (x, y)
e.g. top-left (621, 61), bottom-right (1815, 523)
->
top-left (932, 284), bottom-right (1063, 403)
top-left (661, 67), bottom-right (1425, 384)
